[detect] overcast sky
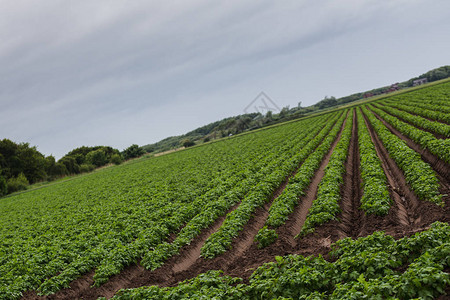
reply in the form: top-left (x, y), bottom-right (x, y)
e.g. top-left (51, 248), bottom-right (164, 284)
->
top-left (0, 0), bottom-right (449, 159)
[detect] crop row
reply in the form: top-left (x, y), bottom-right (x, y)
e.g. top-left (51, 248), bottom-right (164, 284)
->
top-left (254, 110), bottom-right (349, 247)
top-left (108, 222), bottom-right (450, 300)
top-left (200, 111), bottom-right (345, 258)
top-left (141, 113), bottom-right (335, 268)
top-left (356, 109), bottom-right (391, 215)
top-left (376, 102), bottom-right (450, 137)
top-left (361, 106), bottom-right (443, 205)
top-left (393, 97), bottom-right (450, 114)
top-left (298, 109), bottom-right (353, 237)
top-left (381, 100), bottom-right (450, 124)
top-left (386, 81), bottom-right (450, 110)
top-left (369, 104), bottom-right (450, 164)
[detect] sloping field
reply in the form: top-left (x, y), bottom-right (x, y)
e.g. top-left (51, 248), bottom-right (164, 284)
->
top-left (1, 82), bottom-right (449, 299)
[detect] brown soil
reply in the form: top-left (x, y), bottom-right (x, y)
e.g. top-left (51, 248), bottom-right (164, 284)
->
top-left (172, 202), bottom-right (241, 273)
top-left (336, 109), bottom-right (363, 238)
top-left (279, 112), bottom-right (348, 247)
top-left (21, 110), bottom-right (449, 300)
top-left (361, 107), bottom-right (447, 230)
top-left (362, 109), bottom-right (413, 228)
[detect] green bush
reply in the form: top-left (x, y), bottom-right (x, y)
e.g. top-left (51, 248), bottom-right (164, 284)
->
top-left (110, 154), bottom-right (123, 165)
top-left (86, 149), bottom-right (107, 167)
top-left (80, 164), bottom-right (95, 173)
top-left (182, 139), bottom-right (195, 148)
top-left (255, 226), bottom-right (278, 249)
top-left (122, 144), bottom-right (145, 160)
top-left (7, 173), bottom-right (29, 193)
top-left (0, 175), bottom-right (7, 196)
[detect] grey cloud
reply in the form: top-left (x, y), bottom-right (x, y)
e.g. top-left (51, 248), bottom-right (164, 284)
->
top-left (0, 0), bottom-right (449, 158)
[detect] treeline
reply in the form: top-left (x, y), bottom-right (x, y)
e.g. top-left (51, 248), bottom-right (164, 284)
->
top-left (314, 65), bottom-right (450, 109)
top-left (0, 139), bottom-right (145, 196)
top-left (405, 65), bottom-right (450, 86)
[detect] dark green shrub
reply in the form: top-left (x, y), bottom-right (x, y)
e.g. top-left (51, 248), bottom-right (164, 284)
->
top-left (86, 149), bottom-right (107, 167)
top-left (182, 139), bottom-right (195, 148)
top-left (122, 144), bottom-right (145, 160)
top-left (0, 175), bottom-right (7, 196)
top-left (110, 154), bottom-right (123, 165)
top-left (255, 226), bottom-right (278, 249)
top-left (80, 164), bottom-right (95, 173)
top-left (7, 173), bottom-right (29, 193)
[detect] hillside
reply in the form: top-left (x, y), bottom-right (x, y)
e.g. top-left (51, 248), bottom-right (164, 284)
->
top-left (0, 81), bottom-right (448, 299)
top-left (142, 65), bottom-right (450, 154)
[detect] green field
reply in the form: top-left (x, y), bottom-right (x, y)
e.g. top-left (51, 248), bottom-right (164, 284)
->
top-left (1, 82), bottom-right (449, 299)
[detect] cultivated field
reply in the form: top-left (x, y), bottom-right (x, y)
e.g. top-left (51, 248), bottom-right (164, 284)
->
top-left (1, 82), bottom-right (449, 299)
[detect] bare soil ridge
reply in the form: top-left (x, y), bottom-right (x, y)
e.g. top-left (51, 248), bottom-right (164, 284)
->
top-left (337, 109), bottom-right (364, 239)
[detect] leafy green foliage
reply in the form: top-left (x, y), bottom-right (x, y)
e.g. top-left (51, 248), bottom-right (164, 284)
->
top-left (362, 106), bottom-right (443, 205)
top-left (200, 112), bottom-right (346, 258)
top-left (253, 110), bottom-right (349, 248)
top-left (382, 81), bottom-right (450, 123)
top-left (111, 222), bottom-right (450, 300)
top-left (0, 139), bottom-right (47, 185)
top-left (370, 104), bottom-right (450, 164)
top-left (0, 112), bottom-right (340, 296)
top-left (110, 154), bottom-right (123, 165)
top-left (122, 144), bottom-right (145, 160)
top-left (299, 110), bottom-right (353, 237)
top-left (79, 163), bottom-right (95, 173)
top-left (85, 149), bottom-right (107, 167)
top-left (0, 172), bottom-right (7, 196)
top-left (378, 102), bottom-right (450, 137)
top-left (265, 111), bottom-right (346, 230)
top-left (356, 109), bottom-right (391, 215)
top-left (6, 172), bottom-right (29, 193)
top-left (58, 145), bottom-right (122, 175)
top-left (0, 83), bottom-right (448, 298)
top-left (255, 226), bottom-right (278, 249)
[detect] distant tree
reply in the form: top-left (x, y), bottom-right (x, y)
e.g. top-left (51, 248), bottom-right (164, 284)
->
top-left (45, 155), bottom-right (56, 171)
top-left (316, 96), bottom-right (337, 109)
top-left (7, 172), bottom-right (29, 193)
top-left (72, 154), bottom-right (85, 165)
top-left (142, 145), bottom-right (155, 153)
top-left (181, 139), bottom-right (195, 148)
top-left (203, 137), bottom-right (210, 143)
top-left (63, 146), bottom-right (120, 166)
top-left (80, 164), bottom-right (95, 173)
top-left (110, 154), bottom-right (123, 165)
top-left (122, 144), bottom-right (145, 160)
top-left (17, 144), bottom-right (47, 183)
top-left (279, 106), bottom-right (290, 118)
top-left (86, 149), bottom-right (107, 167)
top-left (48, 162), bottom-right (68, 178)
top-left (0, 139), bottom-right (47, 183)
top-left (59, 156), bottom-right (80, 174)
top-left (0, 169), bottom-right (7, 196)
